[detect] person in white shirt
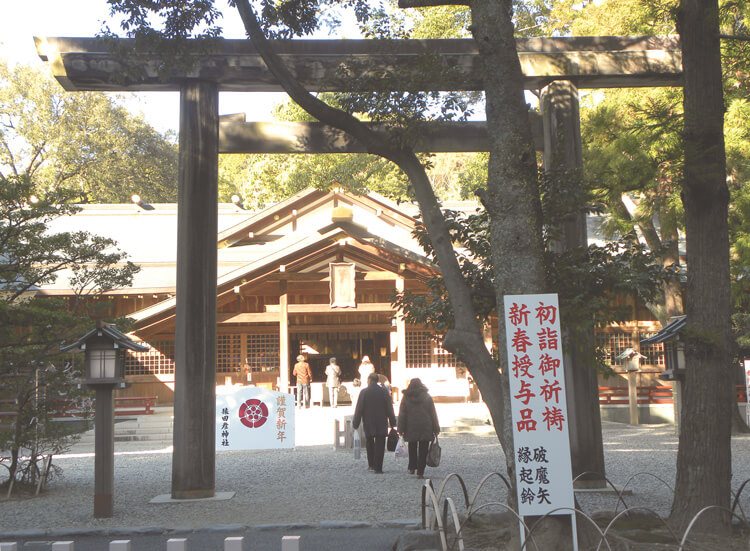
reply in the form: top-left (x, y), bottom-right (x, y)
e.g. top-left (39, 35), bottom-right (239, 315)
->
top-left (358, 355), bottom-right (374, 382)
top-left (325, 357), bottom-right (342, 408)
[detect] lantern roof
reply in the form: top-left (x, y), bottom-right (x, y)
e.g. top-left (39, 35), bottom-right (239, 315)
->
top-left (640, 315), bottom-right (687, 345)
top-left (61, 322), bottom-right (149, 353)
top-left (614, 348), bottom-right (646, 361)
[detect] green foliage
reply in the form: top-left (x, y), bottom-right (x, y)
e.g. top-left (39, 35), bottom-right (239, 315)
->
top-left (581, 88), bottom-right (684, 240)
top-left (219, 151), bottom-right (412, 205)
top-left (394, 168), bottom-right (672, 357)
top-left (220, 95), bottom-right (488, 204)
top-left (0, 175), bottom-right (138, 487)
top-left (0, 61), bottom-right (178, 203)
top-left (547, 0), bottom-right (677, 36)
top-left (558, 0), bottom-right (748, 336)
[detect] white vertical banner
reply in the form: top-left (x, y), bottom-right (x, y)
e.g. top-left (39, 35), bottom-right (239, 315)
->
top-left (744, 360), bottom-right (750, 426)
top-left (503, 293), bottom-right (576, 543)
top-left (216, 386), bottom-right (295, 451)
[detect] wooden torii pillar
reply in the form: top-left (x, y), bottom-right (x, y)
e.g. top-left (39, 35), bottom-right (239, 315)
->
top-left (35, 35), bottom-right (682, 500)
top-left (541, 81), bottom-right (606, 487)
top-left (172, 81), bottom-right (219, 499)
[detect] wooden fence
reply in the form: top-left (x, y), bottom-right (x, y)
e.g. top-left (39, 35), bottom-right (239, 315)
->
top-left (598, 385), bottom-right (748, 405)
top-left (0, 396), bottom-right (157, 423)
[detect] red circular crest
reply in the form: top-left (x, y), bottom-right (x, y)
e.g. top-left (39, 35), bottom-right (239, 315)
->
top-left (238, 399), bottom-right (269, 428)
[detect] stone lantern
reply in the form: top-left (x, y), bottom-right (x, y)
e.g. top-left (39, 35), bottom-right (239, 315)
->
top-left (641, 315), bottom-right (687, 431)
top-left (62, 321), bottom-right (148, 517)
top-left (615, 348), bottom-right (646, 425)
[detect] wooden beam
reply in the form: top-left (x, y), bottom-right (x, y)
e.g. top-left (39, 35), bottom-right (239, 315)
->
top-left (36, 36), bottom-right (682, 93)
top-left (394, 278), bottom-right (407, 391)
top-left (218, 312), bottom-right (280, 323)
top-left (266, 272), bottom-right (328, 282)
top-left (279, 280), bottom-right (290, 392)
top-left (265, 271), bottom-right (402, 282)
top-left (219, 118), bottom-right (544, 153)
top-left (265, 303), bottom-right (395, 313)
top-left (289, 324), bottom-right (392, 333)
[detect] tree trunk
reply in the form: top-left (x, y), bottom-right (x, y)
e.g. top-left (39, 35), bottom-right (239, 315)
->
top-left (670, 0), bottom-right (733, 533)
top-left (232, 0), bottom-right (508, 443)
top-left (234, 0), bottom-right (590, 542)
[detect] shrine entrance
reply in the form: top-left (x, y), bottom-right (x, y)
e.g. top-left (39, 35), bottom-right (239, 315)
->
top-left (293, 331), bottom-right (392, 383)
top-left (36, 34), bottom-right (683, 499)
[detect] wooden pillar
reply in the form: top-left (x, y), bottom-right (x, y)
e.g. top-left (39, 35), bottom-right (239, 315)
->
top-left (627, 370), bottom-right (640, 425)
top-left (94, 385), bottom-right (115, 517)
top-left (172, 80), bottom-right (219, 500)
top-left (541, 80), bottom-right (606, 487)
top-left (279, 279), bottom-right (290, 392)
top-left (392, 278), bottom-right (407, 392)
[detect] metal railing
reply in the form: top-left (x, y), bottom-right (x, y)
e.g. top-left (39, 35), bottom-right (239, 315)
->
top-left (420, 470), bottom-right (750, 551)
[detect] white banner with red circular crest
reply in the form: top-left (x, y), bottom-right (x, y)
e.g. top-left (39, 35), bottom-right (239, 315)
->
top-left (216, 386), bottom-right (295, 450)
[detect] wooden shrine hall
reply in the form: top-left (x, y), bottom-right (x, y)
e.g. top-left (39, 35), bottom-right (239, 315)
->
top-left (120, 188), bottom-right (477, 402)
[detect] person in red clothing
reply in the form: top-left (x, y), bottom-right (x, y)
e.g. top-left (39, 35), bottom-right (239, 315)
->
top-left (292, 354), bottom-right (313, 408)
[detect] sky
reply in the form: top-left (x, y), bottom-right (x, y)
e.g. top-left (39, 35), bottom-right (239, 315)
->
top-left (1, 1), bottom-right (489, 134)
top-left (0, 0), bottom-right (291, 134)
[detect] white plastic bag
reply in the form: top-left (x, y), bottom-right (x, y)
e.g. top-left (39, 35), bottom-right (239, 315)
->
top-left (394, 436), bottom-right (408, 458)
top-left (353, 429), bottom-right (361, 460)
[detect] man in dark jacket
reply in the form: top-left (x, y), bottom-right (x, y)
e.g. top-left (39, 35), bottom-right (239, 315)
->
top-left (353, 372), bottom-right (397, 473)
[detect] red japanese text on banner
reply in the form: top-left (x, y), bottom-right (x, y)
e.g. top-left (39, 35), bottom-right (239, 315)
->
top-left (504, 293), bottom-right (574, 517)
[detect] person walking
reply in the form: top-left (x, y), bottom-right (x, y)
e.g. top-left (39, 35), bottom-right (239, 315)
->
top-left (292, 354), bottom-right (312, 408)
top-left (325, 357), bottom-right (342, 408)
top-left (353, 372), bottom-right (397, 473)
top-left (398, 378), bottom-right (440, 479)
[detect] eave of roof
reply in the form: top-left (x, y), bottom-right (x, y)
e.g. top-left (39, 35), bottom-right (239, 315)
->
top-left (61, 323), bottom-right (149, 352)
top-left (640, 315), bottom-right (687, 344)
top-left (130, 225), bottom-right (436, 326)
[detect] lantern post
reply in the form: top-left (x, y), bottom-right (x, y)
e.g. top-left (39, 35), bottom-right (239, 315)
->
top-left (62, 322), bottom-right (148, 517)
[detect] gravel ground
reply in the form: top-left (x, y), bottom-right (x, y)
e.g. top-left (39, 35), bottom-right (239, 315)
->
top-left (3, 406), bottom-right (750, 536)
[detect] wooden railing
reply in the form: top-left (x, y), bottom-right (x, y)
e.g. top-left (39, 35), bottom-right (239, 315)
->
top-left (599, 386), bottom-right (674, 405)
top-left (599, 385), bottom-right (748, 405)
top-left (114, 396), bottom-right (157, 416)
top-left (47, 396), bottom-right (157, 418)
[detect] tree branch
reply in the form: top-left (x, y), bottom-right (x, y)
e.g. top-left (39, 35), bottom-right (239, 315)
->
top-left (232, 0), bottom-right (500, 373)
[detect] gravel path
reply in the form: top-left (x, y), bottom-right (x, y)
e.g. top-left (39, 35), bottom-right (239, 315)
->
top-left (3, 407), bottom-right (750, 536)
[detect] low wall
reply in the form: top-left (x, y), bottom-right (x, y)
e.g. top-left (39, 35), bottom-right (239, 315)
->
top-left (601, 403), bottom-right (748, 425)
top-left (599, 403), bottom-right (675, 424)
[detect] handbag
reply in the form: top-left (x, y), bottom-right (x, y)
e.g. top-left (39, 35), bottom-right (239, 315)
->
top-left (395, 437), bottom-right (408, 458)
top-left (386, 428), bottom-right (399, 452)
top-left (426, 435), bottom-right (441, 467)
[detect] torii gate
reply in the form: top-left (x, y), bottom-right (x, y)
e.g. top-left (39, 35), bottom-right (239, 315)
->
top-left (36, 35), bottom-right (682, 499)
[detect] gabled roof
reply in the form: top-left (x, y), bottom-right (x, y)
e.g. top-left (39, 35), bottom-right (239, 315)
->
top-left (218, 188), bottom-right (418, 248)
top-left (61, 322), bottom-right (149, 352)
top-left (640, 315), bottom-right (687, 344)
top-left (130, 222), bottom-right (436, 328)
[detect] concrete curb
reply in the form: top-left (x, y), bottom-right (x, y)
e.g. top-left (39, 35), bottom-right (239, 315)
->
top-left (1, 519), bottom-right (423, 540)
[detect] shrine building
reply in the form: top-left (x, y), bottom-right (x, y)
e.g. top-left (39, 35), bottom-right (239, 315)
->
top-left (42, 188), bottom-right (667, 404)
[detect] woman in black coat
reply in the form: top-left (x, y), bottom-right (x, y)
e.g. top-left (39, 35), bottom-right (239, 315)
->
top-left (397, 378), bottom-right (440, 478)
